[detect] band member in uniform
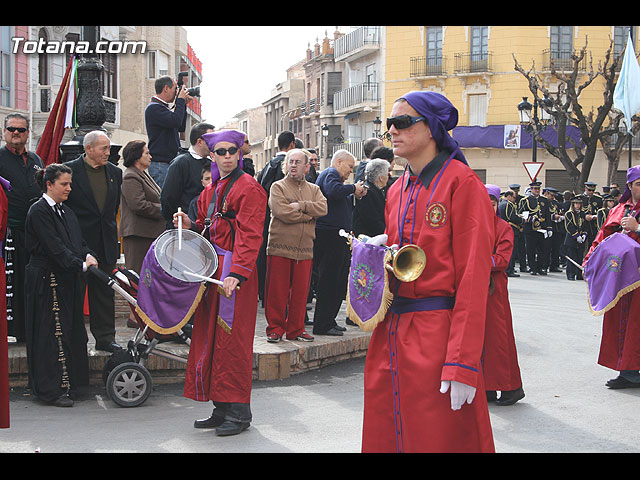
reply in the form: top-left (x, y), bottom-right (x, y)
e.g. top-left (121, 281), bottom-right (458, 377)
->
top-left (509, 183), bottom-right (528, 272)
top-left (596, 194), bottom-right (616, 231)
top-left (580, 181), bottom-right (603, 258)
top-left (563, 197), bottom-right (586, 281)
top-left (483, 185), bottom-right (525, 406)
top-left (543, 187), bottom-right (563, 272)
top-left (518, 181), bottom-right (551, 275)
top-left (583, 166), bottom-right (640, 389)
top-left (24, 164), bottom-right (97, 407)
top-left (362, 91), bottom-right (495, 453)
top-left (174, 130), bottom-right (267, 436)
top-left (502, 190), bottom-right (523, 277)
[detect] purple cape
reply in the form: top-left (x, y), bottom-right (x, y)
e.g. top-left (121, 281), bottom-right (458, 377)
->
top-left (584, 232), bottom-right (640, 315)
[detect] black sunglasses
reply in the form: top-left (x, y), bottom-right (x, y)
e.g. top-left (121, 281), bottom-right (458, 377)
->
top-left (6, 126), bottom-right (27, 133)
top-left (213, 147), bottom-right (239, 156)
top-left (386, 115), bottom-right (426, 130)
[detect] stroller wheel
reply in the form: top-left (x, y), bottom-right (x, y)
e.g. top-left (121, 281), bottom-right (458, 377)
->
top-left (106, 362), bottom-right (152, 407)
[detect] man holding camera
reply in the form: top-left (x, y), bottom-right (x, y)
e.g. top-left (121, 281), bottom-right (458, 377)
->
top-left (144, 75), bottom-right (191, 188)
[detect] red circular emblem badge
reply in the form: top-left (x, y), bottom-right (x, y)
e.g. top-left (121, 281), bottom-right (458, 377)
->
top-left (426, 202), bottom-right (447, 228)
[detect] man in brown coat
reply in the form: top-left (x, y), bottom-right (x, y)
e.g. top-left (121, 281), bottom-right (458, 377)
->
top-left (264, 149), bottom-right (327, 342)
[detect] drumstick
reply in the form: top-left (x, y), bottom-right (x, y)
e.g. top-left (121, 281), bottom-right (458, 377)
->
top-left (183, 271), bottom-right (240, 290)
top-left (177, 207), bottom-right (183, 250)
top-left (563, 255), bottom-right (585, 272)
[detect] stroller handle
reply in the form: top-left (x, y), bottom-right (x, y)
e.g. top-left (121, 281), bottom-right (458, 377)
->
top-left (89, 265), bottom-right (138, 307)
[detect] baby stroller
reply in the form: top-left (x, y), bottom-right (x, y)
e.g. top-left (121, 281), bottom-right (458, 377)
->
top-left (90, 265), bottom-right (191, 407)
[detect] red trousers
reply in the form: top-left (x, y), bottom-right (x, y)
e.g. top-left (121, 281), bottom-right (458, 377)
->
top-left (265, 255), bottom-right (312, 339)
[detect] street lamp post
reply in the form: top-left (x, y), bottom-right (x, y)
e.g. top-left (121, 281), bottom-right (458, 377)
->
top-left (518, 95), bottom-right (553, 163)
top-left (321, 123), bottom-right (329, 168)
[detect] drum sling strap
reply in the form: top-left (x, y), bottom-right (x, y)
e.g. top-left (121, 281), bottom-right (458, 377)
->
top-left (205, 167), bottom-right (245, 246)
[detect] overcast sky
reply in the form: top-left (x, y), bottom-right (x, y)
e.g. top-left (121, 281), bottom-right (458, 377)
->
top-left (184, 26), bottom-right (347, 128)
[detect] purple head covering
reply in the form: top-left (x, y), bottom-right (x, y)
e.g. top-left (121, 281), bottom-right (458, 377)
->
top-left (201, 130), bottom-right (246, 183)
top-left (400, 91), bottom-right (467, 165)
top-left (485, 184), bottom-right (501, 215)
top-left (619, 165), bottom-right (640, 203)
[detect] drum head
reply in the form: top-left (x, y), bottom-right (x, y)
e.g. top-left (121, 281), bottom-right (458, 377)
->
top-left (154, 229), bottom-right (218, 282)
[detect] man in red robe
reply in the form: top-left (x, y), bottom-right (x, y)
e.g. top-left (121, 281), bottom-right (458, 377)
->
top-left (362, 91), bottom-right (495, 453)
top-left (584, 166), bottom-right (640, 389)
top-left (483, 185), bottom-right (525, 406)
top-left (174, 130), bottom-right (266, 436)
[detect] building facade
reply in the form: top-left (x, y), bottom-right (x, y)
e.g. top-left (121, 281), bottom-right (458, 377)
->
top-left (383, 25), bottom-right (639, 192)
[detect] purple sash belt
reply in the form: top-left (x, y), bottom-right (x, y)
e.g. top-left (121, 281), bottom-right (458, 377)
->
top-left (389, 296), bottom-right (455, 314)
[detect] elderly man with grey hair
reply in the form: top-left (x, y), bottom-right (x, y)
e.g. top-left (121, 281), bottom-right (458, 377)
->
top-left (64, 130), bottom-right (123, 352)
top-left (312, 149), bottom-right (367, 336)
top-left (352, 158), bottom-right (390, 238)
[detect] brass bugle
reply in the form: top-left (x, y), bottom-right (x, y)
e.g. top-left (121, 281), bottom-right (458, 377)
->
top-left (339, 230), bottom-right (426, 282)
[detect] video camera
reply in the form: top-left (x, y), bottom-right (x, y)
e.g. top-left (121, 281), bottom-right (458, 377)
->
top-left (177, 71), bottom-right (200, 97)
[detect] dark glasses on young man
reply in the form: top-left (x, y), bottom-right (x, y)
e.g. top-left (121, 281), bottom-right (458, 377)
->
top-left (5, 126), bottom-right (27, 133)
top-left (213, 147), bottom-right (239, 156)
top-left (386, 115), bottom-right (426, 130)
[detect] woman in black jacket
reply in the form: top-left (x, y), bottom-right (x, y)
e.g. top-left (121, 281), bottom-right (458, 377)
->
top-left (24, 164), bottom-right (98, 407)
top-left (352, 158), bottom-right (390, 238)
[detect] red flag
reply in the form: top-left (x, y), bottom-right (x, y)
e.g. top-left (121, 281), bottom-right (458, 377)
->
top-left (36, 55), bottom-right (76, 166)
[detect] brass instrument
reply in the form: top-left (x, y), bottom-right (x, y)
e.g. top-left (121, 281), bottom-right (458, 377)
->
top-left (339, 230), bottom-right (426, 282)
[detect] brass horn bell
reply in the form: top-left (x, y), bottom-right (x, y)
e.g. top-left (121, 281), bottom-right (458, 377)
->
top-left (386, 243), bottom-right (427, 282)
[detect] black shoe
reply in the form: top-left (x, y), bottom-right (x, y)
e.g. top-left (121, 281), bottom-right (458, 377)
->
top-left (315, 327), bottom-right (343, 336)
top-left (507, 272), bottom-right (520, 278)
top-left (496, 387), bottom-right (525, 406)
top-left (335, 324), bottom-right (347, 331)
top-left (346, 318), bottom-right (357, 326)
top-left (95, 341), bottom-right (123, 353)
top-left (539, 270), bottom-right (548, 275)
top-left (567, 277), bottom-right (575, 281)
top-left (486, 390), bottom-right (498, 402)
top-left (530, 271), bottom-right (538, 276)
top-left (519, 268), bottom-right (530, 273)
top-left (51, 394), bottom-right (73, 407)
top-left (194, 413), bottom-right (226, 429)
top-left (606, 376), bottom-right (640, 389)
top-left (215, 420), bottom-right (250, 436)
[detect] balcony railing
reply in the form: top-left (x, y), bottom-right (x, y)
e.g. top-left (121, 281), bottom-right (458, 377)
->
top-left (410, 55), bottom-right (447, 77)
top-left (454, 51), bottom-right (493, 74)
top-left (334, 26), bottom-right (380, 59)
top-left (542, 49), bottom-right (587, 71)
top-left (333, 83), bottom-right (379, 112)
top-left (331, 140), bottom-right (364, 161)
top-left (300, 97), bottom-right (321, 116)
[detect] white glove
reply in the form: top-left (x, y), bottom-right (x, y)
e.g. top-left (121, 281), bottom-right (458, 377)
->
top-left (366, 233), bottom-right (388, 246)
top-left (440, 380), bottom-right (476, 411)
top-left (577, 234), bottom-right (584, 243)
top-left (547, 230), bottom-right (553, 238)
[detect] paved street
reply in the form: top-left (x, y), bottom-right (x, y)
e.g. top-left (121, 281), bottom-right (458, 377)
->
top-left (1, 269), bottom-right (640, 453)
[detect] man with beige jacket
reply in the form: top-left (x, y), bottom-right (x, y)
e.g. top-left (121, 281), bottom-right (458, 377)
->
top-left (265, 149), bottom-right (327, 343)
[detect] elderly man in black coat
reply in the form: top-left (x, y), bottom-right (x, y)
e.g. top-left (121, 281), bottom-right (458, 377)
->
top-left (64, 131), bottom-right (123, 352)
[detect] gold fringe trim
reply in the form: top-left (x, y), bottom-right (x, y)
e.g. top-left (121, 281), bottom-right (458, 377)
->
top-left (135, 282), bottom-right (207, 334)
top-left (586, 272), bottom-right (640, 316)
top-left (346, 249), bottom-right (394, 332)
top-left (216, 315), bottom-right (232, 334)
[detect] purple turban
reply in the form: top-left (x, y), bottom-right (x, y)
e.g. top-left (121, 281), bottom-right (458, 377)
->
top-left (201, 130), bottom-right (246, 183)
top-left (400, 91), bottom-right (467, 165)
top-left (619, 165), bottom-right (640, 203)
top-left (485, 184), bottom-right (501, 215)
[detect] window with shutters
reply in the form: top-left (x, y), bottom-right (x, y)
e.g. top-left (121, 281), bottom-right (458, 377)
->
top-left (468, 93), bottom-right (487, 127)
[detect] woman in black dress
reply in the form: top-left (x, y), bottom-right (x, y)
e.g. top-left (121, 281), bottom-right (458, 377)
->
top-left (24, 164), bottom-right (98, 407)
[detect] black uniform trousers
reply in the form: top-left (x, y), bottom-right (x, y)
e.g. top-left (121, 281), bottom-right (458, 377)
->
top-left (312, 228), bottom-right (350, 334)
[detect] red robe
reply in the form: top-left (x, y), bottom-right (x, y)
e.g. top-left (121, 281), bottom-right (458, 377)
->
top-left (584, 200), bottom-right (640, 372)
top-left (0, 184), bottom-right (8, 428)
top-left (183, 170), bottom-right (267, 404)
top-left (483, 215), bottom-right (523, 392)
top-left (362, 153), bottom-right (495, 453)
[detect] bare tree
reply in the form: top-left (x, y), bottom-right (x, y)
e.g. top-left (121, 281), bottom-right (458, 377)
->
top-left (514, 36), bottom-right (637, 192)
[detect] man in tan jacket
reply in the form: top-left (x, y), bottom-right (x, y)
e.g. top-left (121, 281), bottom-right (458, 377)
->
top-left (265, 149), bottom-right (327, 342)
